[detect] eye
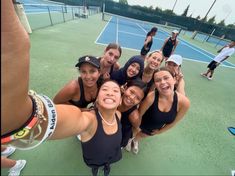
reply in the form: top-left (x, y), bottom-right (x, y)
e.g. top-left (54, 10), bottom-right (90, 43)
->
top-left (155, 78), bottom-right (161, 82)
top-left (80, 70), bottom-right (87, 74)
top-left (113, 89), bottom-right (120, 93)
top-left (89, 69), bottom-right (97, 74)
top-left (101, 88), bottom-right (108, 91)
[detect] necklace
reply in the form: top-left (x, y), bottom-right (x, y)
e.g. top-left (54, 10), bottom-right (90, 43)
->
top-left (98, 111), bottom-right (116, 126)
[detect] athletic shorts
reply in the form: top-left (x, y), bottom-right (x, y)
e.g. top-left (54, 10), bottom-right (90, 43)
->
top-left (207, 60), bottom-right (218, 70)
top-left (140, 47), bottom-right (149, 56)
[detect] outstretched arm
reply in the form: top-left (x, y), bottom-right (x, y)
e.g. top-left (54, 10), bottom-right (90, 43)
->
top-left (2, 0), bottom-right (33, 135)
top-left (1, 1), bottom-right (91, 143)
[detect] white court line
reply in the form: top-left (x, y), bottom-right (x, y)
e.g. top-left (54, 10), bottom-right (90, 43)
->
top-left (95, 17), bottom-right (235, 69)
top-left (94, 16), bottom-right (112, 44)
top-left (136, 23), bottom-right (147, 34)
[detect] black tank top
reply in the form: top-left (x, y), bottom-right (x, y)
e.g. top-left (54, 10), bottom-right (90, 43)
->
top-left (81, 109), bottom-right (122, 167)
top-left (68, 78), bottom-right (95, 108)
top-left (120, 105), bottom-right (137, 147)
top-left (163, 37), bottom-right (176, 57)
top-left (140, 90), bottom-right (178, 132)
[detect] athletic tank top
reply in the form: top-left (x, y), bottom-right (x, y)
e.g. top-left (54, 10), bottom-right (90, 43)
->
top-left (141, 36), bottom-right (153, 55)
top-left (81, 109), bottom-right (122, 167)
top-left (120, 105), bottom-right (137, 147)
top-left (140, 90), bottom-right (178, 132)
top-left (68, 78), bottom-right (95, 108)
top-left (163, 37), bottom-right (176, 57)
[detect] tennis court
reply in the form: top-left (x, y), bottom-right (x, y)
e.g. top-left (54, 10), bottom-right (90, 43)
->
top-left (96, 14), bottom-right (235, 68)
top-left (1, 7), bottom-right (235, 176)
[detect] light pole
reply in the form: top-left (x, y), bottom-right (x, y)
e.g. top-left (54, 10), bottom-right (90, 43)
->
top-left (202, 0), bottom-right (217, 21)
top-left (172, 0), bottom-right (178, 13)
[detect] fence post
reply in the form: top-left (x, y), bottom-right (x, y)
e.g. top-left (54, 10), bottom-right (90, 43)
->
top-left (47, 6), bottom-right (53, 26)
top-left (62, 6), bottom-right (65, 22)
top-left (72, 7), bottom-right (74, 20)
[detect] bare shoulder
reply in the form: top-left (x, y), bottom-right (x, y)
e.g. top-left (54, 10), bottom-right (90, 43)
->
top-left (68, 79), bottom-right (80, 92)
top-left (81, 110), bottom-right (97, 129)
top-left (145, 90), bottom-right (155, 103)
top-left (114, 62), bottom-right (120, 70)
top-left (176, 92), bottom-right (190, 109)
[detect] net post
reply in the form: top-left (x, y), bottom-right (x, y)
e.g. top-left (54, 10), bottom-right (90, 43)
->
top-left (102, 3), bottom-right (105, 21)
top-left (206, 28), bottom-right (215, 42)
top-left (191, 30), bottom-right (197, 39)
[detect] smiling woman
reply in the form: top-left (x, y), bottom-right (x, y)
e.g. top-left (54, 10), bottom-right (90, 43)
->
top-left (129, 67), bottom-right (190, 154)
top-left (53, 55), bottom-right (101, 109)
top-left (1, 1), bottom-right (123, 175)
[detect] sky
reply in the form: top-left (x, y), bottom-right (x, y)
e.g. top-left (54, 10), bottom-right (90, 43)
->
top-left (126, 0), bottom-right (235, 25)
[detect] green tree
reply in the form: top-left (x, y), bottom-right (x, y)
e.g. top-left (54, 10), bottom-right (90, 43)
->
top-left (119, 0), bottom-right (128, 5)
top-left (196, 15), bottom-right (201, 20)
top-left (164, 9), bottom-right (174, 15)
top-left (181, 4), bottom-right (190, 16)
top-left (227, 24), bottom-right (235, 28)
top-left (218, 19), bottom-right (225, 26)
top-left (207, 15), bottom-right (216, 24)
top-left (201, 16), bottom-right (207, 22)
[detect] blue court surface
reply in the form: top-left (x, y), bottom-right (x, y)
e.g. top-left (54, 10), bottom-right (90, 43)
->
top-left (95, 16), bottom-right (235, 68)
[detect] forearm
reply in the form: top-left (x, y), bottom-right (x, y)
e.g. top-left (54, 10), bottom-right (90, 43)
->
top-left (152, 123), bottom-right (174, 135)
top-left (2, 0), bottom-right (32, 135)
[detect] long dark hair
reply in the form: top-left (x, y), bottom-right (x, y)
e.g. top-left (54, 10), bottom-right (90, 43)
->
top-left (125, 78), bottom-right (147, 94)
top-left (147, 27), bottom-right (158, 36)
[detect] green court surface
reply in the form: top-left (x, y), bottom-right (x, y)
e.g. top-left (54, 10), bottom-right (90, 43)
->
top-left (2, 14), bottom-right (235, 176)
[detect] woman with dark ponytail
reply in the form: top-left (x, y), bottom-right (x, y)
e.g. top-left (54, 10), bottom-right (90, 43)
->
top-left (140, 27), bottom-right (158, 59)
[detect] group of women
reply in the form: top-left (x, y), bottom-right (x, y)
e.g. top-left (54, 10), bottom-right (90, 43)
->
top-left (1, 1), bottom-right (190, 176)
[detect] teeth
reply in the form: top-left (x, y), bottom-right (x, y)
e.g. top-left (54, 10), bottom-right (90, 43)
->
top-left (104, 98), bottom-right (114, 103)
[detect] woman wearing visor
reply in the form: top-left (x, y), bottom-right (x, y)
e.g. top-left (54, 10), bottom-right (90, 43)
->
top-left (161, 30), bottom-right (179, 61)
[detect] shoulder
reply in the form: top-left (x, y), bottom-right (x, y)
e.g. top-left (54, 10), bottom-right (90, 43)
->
top-left (145, 90), bottom-right (156, 104)
top-left (82, 110), bottom-right (97, 126)
top-left (114, 62), bottom-right (120, 70)
top-left (70, 79), bottom-right (81, 91)
top-left (176, 92), bottom-right (190, 110)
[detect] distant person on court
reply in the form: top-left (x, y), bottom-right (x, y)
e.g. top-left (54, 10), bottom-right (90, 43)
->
top-left (53, 55), bottom-right (100, 109)
top-left (1, 146), bottom-right (26, 176)
top-left (140, 27), bottom-right (158, 59)
top-left (165, 54), bottom-right (186, 95)
top-left (201, 41), bottom-right (235, 80)
top-left (129, 67), bottom-right (190, 154)
top-left (160, 30), bottom-right (179, 61)
top-left (110, 55), bottom-right (144, 86)
top-left (98, 43), bottom-right (122, 80)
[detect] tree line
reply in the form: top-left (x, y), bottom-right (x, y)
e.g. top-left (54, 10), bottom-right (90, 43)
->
top-left (51, 0), bottom-right (235, 40)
